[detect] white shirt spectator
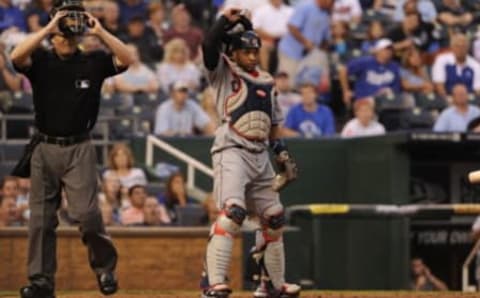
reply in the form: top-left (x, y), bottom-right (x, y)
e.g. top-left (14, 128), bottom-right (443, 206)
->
top-left (114, 64), bottom-right (157, 91)
top-left (223, 0), bottom-right (269, 12)
top-left (103, 168), bottom-right (148, 189)
top-left (341, 119), bottom-right (386, 137)
top-left (252, 2), bottom-right (293, 38)
top-left (433, 105), bottom-right (480, 132)
top-left (432, 52), bottom-right (480, 94)
top-left (332, 0), bottom-right (362, 23)
top-left (154, 99), bottom-right (210, 136)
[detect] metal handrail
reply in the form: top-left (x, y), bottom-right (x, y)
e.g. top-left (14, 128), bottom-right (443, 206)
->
top-left (462, 238), bottom-right (480, 292)
top-left (146, 135), bottom-right (213, 190)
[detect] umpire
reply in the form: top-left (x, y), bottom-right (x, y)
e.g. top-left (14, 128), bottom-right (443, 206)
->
top-left (9, 0), bottom-right (132, 297)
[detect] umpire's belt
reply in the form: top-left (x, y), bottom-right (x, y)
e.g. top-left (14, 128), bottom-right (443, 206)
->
top-left (36, 132), bottom-right (90, 147)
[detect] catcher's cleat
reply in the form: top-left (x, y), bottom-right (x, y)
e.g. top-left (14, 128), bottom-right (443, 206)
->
top-left (20, 284), bottom-right (55, 298)
top-left (253, 282), bottom-right (301, 298)
top-left (202, 284), bottom-right (232, 298)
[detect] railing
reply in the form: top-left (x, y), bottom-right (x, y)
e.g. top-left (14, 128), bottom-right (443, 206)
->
top-left (0, 114), bottom-right (140, 165)
top-left (462, 238), bottom-right (480, 292)
top-left (287, 203), bottom-right (480, 292)
top-left (145, 135), bottom-right (213, 190)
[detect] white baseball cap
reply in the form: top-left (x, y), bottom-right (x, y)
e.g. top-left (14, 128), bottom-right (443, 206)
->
top-left (371, 38), bottom-right (393, 53)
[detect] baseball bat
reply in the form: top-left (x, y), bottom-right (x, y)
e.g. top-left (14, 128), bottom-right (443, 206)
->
top-left (468, 170), bottom-right (480, 184)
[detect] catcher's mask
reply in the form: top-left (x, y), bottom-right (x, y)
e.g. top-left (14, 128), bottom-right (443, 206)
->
top-left (51, 0), bottom-right (88, 37)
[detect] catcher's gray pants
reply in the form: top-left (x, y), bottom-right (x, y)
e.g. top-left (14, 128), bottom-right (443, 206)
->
top-left (28, 140), bottom-right (117, 288)
top-left (212, 147), bottom-right (283, 216)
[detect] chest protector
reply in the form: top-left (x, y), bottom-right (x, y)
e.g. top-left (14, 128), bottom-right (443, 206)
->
top-left (224, 73), bottom-right (274, 141)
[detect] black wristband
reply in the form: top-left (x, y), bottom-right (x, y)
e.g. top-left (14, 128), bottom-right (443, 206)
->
top-left (270, 139), bottom-right (288, 155)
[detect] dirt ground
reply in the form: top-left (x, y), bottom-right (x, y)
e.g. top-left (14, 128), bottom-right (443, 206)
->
top-left (2, 291), bottom-right (480, 298)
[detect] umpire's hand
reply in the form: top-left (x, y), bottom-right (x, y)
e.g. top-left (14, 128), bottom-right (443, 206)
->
top-left (45, 11), bottom-right (68, 34)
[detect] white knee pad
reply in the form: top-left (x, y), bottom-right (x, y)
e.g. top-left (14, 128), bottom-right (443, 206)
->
top-left (205, 205), bottom-right (247, 286)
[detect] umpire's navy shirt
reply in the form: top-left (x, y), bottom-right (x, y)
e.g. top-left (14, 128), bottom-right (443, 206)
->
top-left (14, 48), bottom-right (126, 137)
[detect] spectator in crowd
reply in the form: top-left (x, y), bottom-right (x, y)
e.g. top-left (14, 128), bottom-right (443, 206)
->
top-left (389, 11), bottom-right (434, 59)
top-left (113, 44), bottom-right (159, 96)
top-left (394, 0), bottom-right (437, 23)
top-left (0, 49), bottom-right (23, 112)
top-left (119, 15), bottom-right (163, 65)
top-left (375, 0), bottom-right (402, 18)
top-left (147, 2), bottom-right (168, 41)
top-left (332, 0), bottom-right (363, 24)
top-left (277, 0), bottom-right (334, 86)
top-left (410, 257), bottom-right (448, 291)
top-left (0, 0), bottom-right (27, 32)
top-left (103, 142), bottom-right (148, 193)
top-left (437, 0), bottom-right (473, 32)
top-left (101, 0), bottom-right (122, 37)
top-left (252, 0), bottom-right (293, 72)
top-left (341, 99), bottom-right (385, 137)
top-left (16, 178), bottom-right (30, 222)
top-left (433, 83), bottom-right (480, 132)
top-left (24, 0), bottom-right (53, 32)
top-left (0, 47), bottom-right (22, 101)
top-left (274, 71), bottom-right (302, 118)
top-left (154, 81), bottom-right (214, 137)
top-left (99, 200), bottom-right (116, 226)
top-left (361, 20), bottom-right (385, 54)
top-left (432, 33), bottom-right (480, 97)
top-left (330, 21), bottom-right (354, 62)
top-left (199, 86), bottom-right (220, 129)
top-left (156, 38), bottom-right (201, 94)
top-left (120, 184), bottom-right (147, 226)
top-left (163, 4), bottom-right (203, 61)
top-left (98, 175), bottom-right (123, 224)
top-left (157, 172), bottom-right (196, 223)
top-left (284, 82), bottom-right (335, 138)
top-left (144, 197), bottom-right (170, 226)
top-left (0, 196), bottom-right (20, 226)
top-left (118, 0), bottom-right (147, 25)
top-left (339, 38), bottom-right (401, 106)
top-left (400, 47), bottom-right (434, 94)
top-left (1, 176), bottom-right (19, 201)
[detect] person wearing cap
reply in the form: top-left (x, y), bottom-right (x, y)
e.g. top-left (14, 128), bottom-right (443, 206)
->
top-left (432, 33), bottom-right (480, 97)
top-left (10, 0), bottom-right (133, 296)
top-left (338, 38), bottom-right (401, 107)
top-left (154, 81), bottom-right (214, 137)
top-left (283, 81), bottom-right (335, 138)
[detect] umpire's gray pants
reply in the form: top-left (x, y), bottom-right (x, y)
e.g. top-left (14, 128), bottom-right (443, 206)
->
top-left (28, 140), bottom-right (117, 288)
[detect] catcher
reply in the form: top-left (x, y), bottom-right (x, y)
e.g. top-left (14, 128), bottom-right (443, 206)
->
top-left (200, 7), bottom-right (300, 298)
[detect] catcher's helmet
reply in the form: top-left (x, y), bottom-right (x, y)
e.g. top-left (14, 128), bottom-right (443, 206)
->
top-left (51, 0), bottom-right (87, 37)
top-left (229, 31), bottom-right (262, 52)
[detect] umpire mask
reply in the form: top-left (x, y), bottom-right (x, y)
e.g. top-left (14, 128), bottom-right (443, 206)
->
top-left (51, 0), bottom-right (88, 37)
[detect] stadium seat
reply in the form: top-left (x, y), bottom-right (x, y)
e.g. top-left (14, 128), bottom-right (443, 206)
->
top-left (11, 92), bottom-right (33, 111)
top-left (133, 92), bottom-right (160, 108)
top-left (0, 144), bottom-right (26, 162)
top-left (404, 108), bottom-right (435, 130)
top-left (413, 93), bottom-right (448, 111)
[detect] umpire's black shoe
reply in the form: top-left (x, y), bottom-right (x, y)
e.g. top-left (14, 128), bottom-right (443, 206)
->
top-left (97, 271), bottom-right (118, 295)
top-left (20, 284), bottom-right (55, 298)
